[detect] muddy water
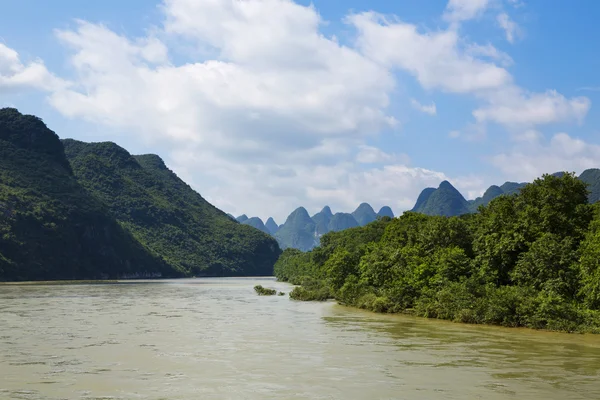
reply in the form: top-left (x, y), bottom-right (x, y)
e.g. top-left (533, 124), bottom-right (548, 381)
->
top-left (1, 278), bottom-right (599, 399)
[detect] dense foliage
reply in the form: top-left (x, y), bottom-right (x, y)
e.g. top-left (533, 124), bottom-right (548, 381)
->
top-left (275, 174), bottom-right (600, 333)
top-left (0, 108), bottom-right (172, 281)
top-left (63, 139), bottom-right (281, 277)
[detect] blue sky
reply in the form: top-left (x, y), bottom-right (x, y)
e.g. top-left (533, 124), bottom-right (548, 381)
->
top-left (1, 0), bottom-right (599, 223)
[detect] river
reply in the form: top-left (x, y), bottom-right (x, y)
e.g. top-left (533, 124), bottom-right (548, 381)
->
top-left (1, 277), bottom-right (599, 399)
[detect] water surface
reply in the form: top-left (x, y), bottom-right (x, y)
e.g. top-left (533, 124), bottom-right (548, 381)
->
top-left (1, 278), bottom-right (599, 399)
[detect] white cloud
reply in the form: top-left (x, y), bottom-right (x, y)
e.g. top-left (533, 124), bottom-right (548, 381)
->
top-left (490, 133), bottom-right (600, 180)
top-left (465, 43), bottom-right (514, 67)
top-left (497, 13), bottom-right (519, 43)
top-left (473, 89), bottom-right (591, 127)
top-left (4, 0), bottom-right (591, 222)
top-left (355, 145), bottom-right (410, 165)
top-left (43, 1), bottom-right (424, 222)
top-left (349, 11), bottom-right (590, 129)
top-left (0, 43), bottom-right (67, 92)
top-left (411, 99), bottom-right (437, 115)
top-left (50, 14), bottom-right (396, 146)
top-left (349, 12), bottom-right (512, 94)
top-left (168, 143), bottom-right (455, 221)
top-left (444, 0), bottom-right (491, 23)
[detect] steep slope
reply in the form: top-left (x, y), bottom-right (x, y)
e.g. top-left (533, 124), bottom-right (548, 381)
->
top-left (377, 206), bottom-right (395, 218)
top-left (274, 207), bottom-right (317, 251)
top-left (63, 140), bottom-right (280, 276)
top-left (469, 185), bottom-right (504, 211)
top-left (242, 217), bottom-right (271, 235)
top-left (414, 181), bottom-right (470, 217)
top-left (265, 217), bottom-right (279, 235)
top-left (499, 182), bottom-right (526, 196)
top-left (412, 187), bottom-right (436, 213)
top-left (312, 206), bottom-right (333, 235)
top-left (0, 108), bottom-right (171, 281)
top-left (236, 214), bottom-right (249, 223)
top-left (579, 169), bottom-right (600, 204)
top-left (352, 203), bottom-right (377, 226)
top-left (328, 212), bottom-right (359, 232)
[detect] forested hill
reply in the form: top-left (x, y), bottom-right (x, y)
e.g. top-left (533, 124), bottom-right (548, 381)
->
top-left (411, 174), bottom-right (600, 217)
top-left (274, 173), bottom-right (600, 333)
top-left (0, 108), bottom-right (280, 281)
top-left (63, 139), bottom-right (281, 277)
top-left (0, 108), bottom-right (171, 281)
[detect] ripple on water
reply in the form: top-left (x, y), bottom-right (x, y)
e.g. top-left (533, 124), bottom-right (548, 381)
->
top-left (1, 278), bottom-right (600, 400)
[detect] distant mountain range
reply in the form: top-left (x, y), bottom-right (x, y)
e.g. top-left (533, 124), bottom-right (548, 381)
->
top-left (412, 170), bottom-right (600, 217)
top-left (235, 169), bottom-right (600, 252)
top-left (235, 203), bottom-right (395, 251)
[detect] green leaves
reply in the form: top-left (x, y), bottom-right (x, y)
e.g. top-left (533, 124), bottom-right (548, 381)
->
top-left (275, 172), bottom-right (600, 333)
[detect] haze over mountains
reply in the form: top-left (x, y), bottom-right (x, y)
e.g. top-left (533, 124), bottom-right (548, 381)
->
top-left (236, 204), bottom-right (395, 251)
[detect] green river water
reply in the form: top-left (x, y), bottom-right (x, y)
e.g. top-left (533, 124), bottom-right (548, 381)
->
top-left (1, 278), bottom-right (599, 399)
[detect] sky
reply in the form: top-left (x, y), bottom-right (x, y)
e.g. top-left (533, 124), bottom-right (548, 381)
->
top-left (1, 0), bottom-right (599, 224)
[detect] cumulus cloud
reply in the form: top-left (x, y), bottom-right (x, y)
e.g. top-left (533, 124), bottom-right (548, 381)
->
top-left (473, 88), bottom-right (591, 127)
top-left (0, 43), bottom-right (67, 92)
top-left (443, 0), bottom-right (491, 23)
top-left (497, 13), bottom-right (519, 43)
top-left (4, 0), bottom-right (592, 221)
top-left (349, 12), bottom-right (511, 93)
top-left (349, 11), bottom-right (590, 129)
top-left (44, 1), bottom-right (422, 221)
top-left (490, 133), bottom-right (600, 180)
top-left (410, 99), bottom-right (437, 115)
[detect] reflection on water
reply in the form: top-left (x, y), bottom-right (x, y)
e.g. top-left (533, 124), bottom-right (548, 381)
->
top-left (1, 278), bottom-right (599, 399)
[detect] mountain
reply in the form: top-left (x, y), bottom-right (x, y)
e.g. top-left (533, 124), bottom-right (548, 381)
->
top-left (265, 217), bottom-right (280, 235)
top-left (468, 182), bottom-right (528, 212)
top-left (352, 203), bottom-right (377, 226)
top-left (377, 206), bottom-right (395, 218)
top-left (274, 207), bottom-right (317, 251)
top-left (62, 139), bottom-right (280, 277)
top-left (500, 182), bottom-right (527, 196)
top-left (412, 181), bottom-right (471, 217)
top-left (312, 206), bottom-right (333, 235)
top-left (236, 214), bottom-right (249, 223)
top-left (328, 212), bottom-right (359, 232)
top-left (0, 108), bottom-right (171, 281)
top-left (242, 217), bottom-right (271, 235)
top-left (579, 169), bottom-right (600, 204)
top-left (469, 185), bottom-right (504, 211)
top-left (244, 203), bottom-right (394, 251)
top-left (412, 187), bottom-right (436, 211)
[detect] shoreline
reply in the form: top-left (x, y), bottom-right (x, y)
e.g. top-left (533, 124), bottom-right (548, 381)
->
top-left (0, 276), bottom-right (277, 285)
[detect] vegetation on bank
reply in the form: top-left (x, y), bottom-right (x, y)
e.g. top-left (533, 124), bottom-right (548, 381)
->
top-left (254, 285), bottom-right (277, 295)
top-left (275, 173), bottom-right (600, 333)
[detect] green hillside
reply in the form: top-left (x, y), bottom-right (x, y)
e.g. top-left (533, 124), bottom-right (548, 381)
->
top-left (0, 108), bottom-right (171, 281)
top-left (62, 139), bottom-right (280, 276)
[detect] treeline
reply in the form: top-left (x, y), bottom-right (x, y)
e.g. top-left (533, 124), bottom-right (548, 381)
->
top-left (274, 173), bottom-right (600, 333)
